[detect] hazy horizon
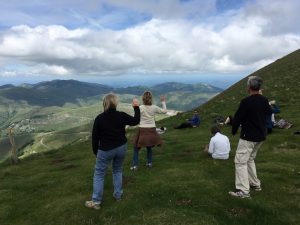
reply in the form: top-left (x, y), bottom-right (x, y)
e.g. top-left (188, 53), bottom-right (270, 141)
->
top-left (0, 74), bottom-right (246, 89)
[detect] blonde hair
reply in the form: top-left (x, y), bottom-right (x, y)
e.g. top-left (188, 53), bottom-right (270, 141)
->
top-left (142, 91), bottom-right (152, 105)
top-left (103, 93), bottom-right (118, 111)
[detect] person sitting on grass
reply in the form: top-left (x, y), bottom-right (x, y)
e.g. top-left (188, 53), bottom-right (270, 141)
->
top-left (204, 125), bottom-right (231, 160)
top-left (266, 100), bottom-right (280, 134)
top-left (174, 110), bottom-right (200, 129)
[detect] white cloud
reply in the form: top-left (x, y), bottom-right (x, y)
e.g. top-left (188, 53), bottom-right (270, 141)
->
top-left (2, 70), bottom-right (17, 77)
top-left (0, 0), bottom-right (300, 78)
top-left (31, 64), bottom-right (72, 76)
top-left (241, 0), bottom-right (300, 35)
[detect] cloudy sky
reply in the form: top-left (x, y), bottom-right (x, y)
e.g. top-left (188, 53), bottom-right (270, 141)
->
top-left (0, 0), bottom-right (299, 86)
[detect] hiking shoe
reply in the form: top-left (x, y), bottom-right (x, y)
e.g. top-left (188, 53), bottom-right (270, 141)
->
top-left (85, 201), bottom-right (101, 210)
top-left (130, 166), bottom-right (138, 171)
top-left (146, 163), bottom-right (152, 168)
top-left (250, 185), bottom-right (262, 191)
top-left (228, 190), bottom-right (251, 198)
top-left (113, 195), bottom-right (122, 202)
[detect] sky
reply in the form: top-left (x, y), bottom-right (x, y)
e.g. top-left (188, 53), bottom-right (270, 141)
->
top-left (0, 0), bottom-right (299, 87)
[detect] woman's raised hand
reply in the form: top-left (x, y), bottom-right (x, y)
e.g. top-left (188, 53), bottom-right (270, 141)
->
top-left (160, 95), bottom-right (166, 102)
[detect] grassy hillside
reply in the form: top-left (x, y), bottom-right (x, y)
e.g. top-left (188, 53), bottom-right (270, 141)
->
top-left (0, 50), bottom-right (299, 225)
top-left (196, 49), bottom-right (300, 126)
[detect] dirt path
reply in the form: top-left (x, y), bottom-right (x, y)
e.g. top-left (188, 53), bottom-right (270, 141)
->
top-left (40, 137), bottom-right (50, 149)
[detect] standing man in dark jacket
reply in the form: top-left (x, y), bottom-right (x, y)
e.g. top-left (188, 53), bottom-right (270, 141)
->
top-left (229, 76), bottom-right (272, 198)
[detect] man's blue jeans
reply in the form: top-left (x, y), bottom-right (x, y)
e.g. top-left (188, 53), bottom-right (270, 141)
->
top-left (132, 146), bottom-right (152, 166)
top-left (92, 144), bottom-right (127, 203)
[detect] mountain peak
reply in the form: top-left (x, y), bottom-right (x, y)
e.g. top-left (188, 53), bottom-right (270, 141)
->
top-left (0, 84), bottom-right (15, 89)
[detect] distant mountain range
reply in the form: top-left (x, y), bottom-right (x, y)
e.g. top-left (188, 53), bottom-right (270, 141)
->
top-left (0, 80), bottom-right (222, 108)
top-left (0, 80), bottom-right (222, 160)
top-left (0, 80), bottom-right (112, 107)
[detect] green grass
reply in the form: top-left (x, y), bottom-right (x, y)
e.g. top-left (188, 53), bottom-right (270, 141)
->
top-left (0, 124), bottom-right (299, 225)
top-left (0, 49), bottom-right (300, 225)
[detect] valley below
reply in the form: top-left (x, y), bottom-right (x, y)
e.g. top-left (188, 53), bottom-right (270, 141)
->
top-left (0, 80), bottom-right (221, 161)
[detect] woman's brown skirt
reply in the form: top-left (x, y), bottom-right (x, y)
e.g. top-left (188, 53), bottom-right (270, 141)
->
top-left (134, 127), bottom-right (162, 149)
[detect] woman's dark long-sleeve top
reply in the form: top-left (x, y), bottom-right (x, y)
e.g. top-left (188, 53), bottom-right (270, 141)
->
top-left (232, 94), bottom-right (272, 142)
top-left (92, 106), bottom-right (140, 155)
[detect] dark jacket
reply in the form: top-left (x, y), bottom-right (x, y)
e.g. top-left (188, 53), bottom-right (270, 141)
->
top-left (188, 115), bottom-right (200, 126)
top-left (92, 106), bottom-right (140, 154)
top-left (232, 94), bottom-right (272, 142)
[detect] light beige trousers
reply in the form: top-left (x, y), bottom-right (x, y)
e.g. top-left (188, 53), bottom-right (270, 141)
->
top-left (234, 139), bottom-right (263, 194)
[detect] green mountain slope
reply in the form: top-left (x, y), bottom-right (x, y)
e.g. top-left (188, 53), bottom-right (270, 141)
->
top-left (196, 49), bottom-right (300, 125)
top-left (0, 81), bottom-right (221, 161)
top-left (0, 80), bottom-right (112, 107)
top-left (0, 80), bottom-right (221, 161)
top-left (0, 49), bottom-right (299, 225)
top-left (0, 81), bottom-right (221, 109)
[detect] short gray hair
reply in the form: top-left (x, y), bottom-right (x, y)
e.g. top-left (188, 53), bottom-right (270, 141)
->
top-left (103, 93), bottom-right (118, 111)
top-left (247, 76), bottom-right (263, 91)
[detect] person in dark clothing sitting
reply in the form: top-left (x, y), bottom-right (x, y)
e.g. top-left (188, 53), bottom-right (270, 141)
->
top-left (266, 100), bottom-right (280, 134)
top-left (85, 93), bottom-right (140, 210)
top-left (174, 110), bottom-right (200, 129)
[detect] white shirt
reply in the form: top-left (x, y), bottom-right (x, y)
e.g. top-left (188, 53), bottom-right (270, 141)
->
top-left (208, 132), bottom-right (231, 160)
top-left (139, 102), bottom-right (167, 128)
